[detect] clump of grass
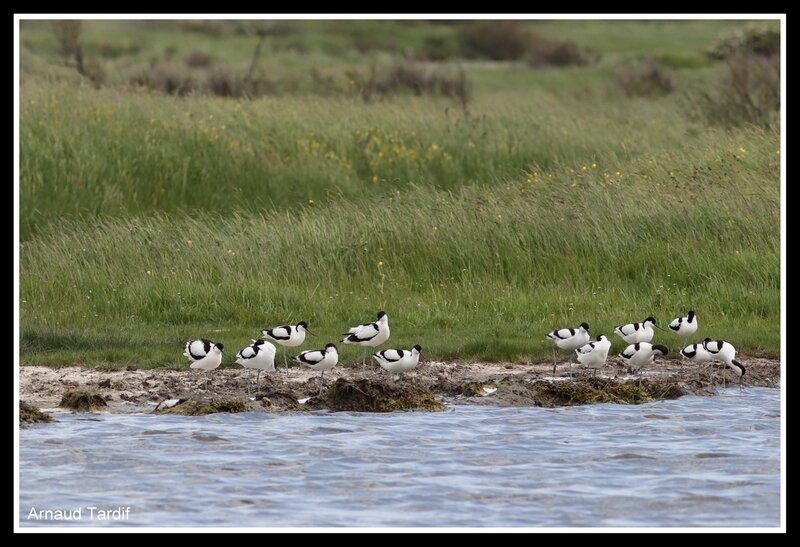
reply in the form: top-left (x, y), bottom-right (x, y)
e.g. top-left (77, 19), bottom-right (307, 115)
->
top-left (20, 401), bottom-right (54, 424)
top-left (60, 388), bottom-right (108, 411)
top-left (155, 399), bottom-right (249, 415)
top-left (616, 58), bottom-right (674, 97)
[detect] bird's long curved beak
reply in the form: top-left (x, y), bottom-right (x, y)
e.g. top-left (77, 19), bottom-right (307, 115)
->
top-left (305, 329), bottom-right (315, 336)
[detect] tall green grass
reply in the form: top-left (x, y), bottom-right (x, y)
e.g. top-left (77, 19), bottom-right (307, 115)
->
top-left (20, 77), bottom-right (737, 240)
top-left (20, 124), bottom-right (779, 367)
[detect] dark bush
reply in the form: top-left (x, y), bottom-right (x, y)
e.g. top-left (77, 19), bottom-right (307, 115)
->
top-left (128, 64), bottom-right (195, 96)
top-left (185, 51), bottom-right (213, 68)
top-left (526, 37), bottom-right (600, 68)
top-left (459, 21), bottom-right (533, 60)
top-left (707, 23), bottom-right (780, 60)
top-left (616, 58), bottom-right (674, 97)
top-left (98, 41), bottom-right (141, 59)
top-left (694, 51), bottom-right (779, 127)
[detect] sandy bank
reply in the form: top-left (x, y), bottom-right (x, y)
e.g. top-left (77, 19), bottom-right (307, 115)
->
top-left (19, 356), bottom-right (780, 416)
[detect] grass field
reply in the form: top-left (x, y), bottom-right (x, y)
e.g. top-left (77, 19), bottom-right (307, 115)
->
top-left (18, 19), bottom-right (781, 368)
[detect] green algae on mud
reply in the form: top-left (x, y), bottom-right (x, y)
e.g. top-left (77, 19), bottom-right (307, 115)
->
top-left (154, 398), bottom-right (249, 416)
top-left (59, 389), bottom-right (108, 412)
top-left (20, 401), bottom-right (54, 425)
top-left (308, 378), bottom-right (445, 412)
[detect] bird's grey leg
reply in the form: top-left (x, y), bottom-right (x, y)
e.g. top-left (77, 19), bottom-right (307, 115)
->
top-left (318, 370), bottom-right (325, 396)
top-left (256, 370), bottom-right (261, 393)
top-left (552, 346), bottom-right (557, 378)
top-left (283, 347), bottom-right (289, 375)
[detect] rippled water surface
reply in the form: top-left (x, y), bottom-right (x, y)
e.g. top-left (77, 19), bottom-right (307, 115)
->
top-left (20, 388), bottom-right (780, 527)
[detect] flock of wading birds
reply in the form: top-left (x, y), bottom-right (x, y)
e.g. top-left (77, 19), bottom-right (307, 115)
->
top-left (183, 309), bottom-right (746, 396)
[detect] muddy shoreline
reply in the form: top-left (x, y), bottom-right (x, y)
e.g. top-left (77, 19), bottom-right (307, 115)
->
top-left (19, 357), bottom-right (781, 418)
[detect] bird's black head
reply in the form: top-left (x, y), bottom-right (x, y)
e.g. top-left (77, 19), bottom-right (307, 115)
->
top-left (653, 344), bottom-right (669, 355)
top-left (596, 335), bottom-right (603, 341)
top-left (377, 311), bottom-right (387, 319)
top-left (298, 321), bottom-right (308, 329)
top-left (215, 342), bottom-right (224, 352)
top-left (325, 343), bottom-right (337, 350)
top-left (644, 316), bottom-right (657, 324)
top-left (580, 322), bottom-right (590, 330)
top-left (413, 344), bottom-right (422, 352)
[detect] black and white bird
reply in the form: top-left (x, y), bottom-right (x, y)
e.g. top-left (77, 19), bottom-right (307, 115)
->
top-left (702, 338), bottom-right (746, 389)
top-left (342, 311), bottom-right (390, 365)
top-left (614, 316), bottom-right (658, 344)
top-left (669, 311), bottom-right (698, 373)
top-left (679, 341), bottom-right (714, 381)
top-left (373, 345), bottom-right (422, 375)
top-left (235, 339), bottom-right (277, 395)
top-left (293, 343), bottom-right (339, 395)
top-left (261, 321), bottom-right (311, 374)
top-left (619, 342), bottom-right (668, 383)
top-left (679, 341), bottom-right (713, 364)
top-left (575, 335), bottom-right (611, 377)
top-left (183, 339), bottom-right (224, 390)
top-left (669, 310), bottom-right (698, 338)
top-left (546, 322), bottom-right (591, 377)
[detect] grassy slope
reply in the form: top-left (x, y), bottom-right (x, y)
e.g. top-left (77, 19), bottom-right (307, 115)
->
top-left (19, 20), bottom-right (780, 368)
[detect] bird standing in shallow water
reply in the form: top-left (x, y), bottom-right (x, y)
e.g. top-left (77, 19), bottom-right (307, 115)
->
top-left (293, 343), bottom-right (339, 396)
top-left (184, 339), bottom-right (224, 391)
top-left (373, 345), bottom-right (422, 378)
top-left (546, 322), bottom-right (591, 377)
top-left (235, 339), bottom-right (276, 395)
top-left (261, 321), bottom-right (311, 375)
top-left (342, 311), bottom-right (390, 366)
top-left (614, 317), bottom-right (659, 344)
top-left (669, 311), bottom-right (698, 373)
top-left (575, 335), bottom-right (611, 377)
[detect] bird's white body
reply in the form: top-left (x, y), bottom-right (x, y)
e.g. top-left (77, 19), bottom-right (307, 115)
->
top-left (546, 323), bottom-right (591, 350)
top-left (235, 339), bottom-right (277, 372)
top-left (669, 311), bottom-right (698, 338)
top-left (342, 312), bottom-right (390, 347)
top-left (184, 339), bottom-right (224, 371)
top-left (614, 318), bottom-right (657, 344)
top-left (294, 344), bottom-right (339, 371)
top-left (679, 342), bottom-right (713, 363)
top-left (702, 339), bottom-right (736, 364)
top-left (575, 335), bottom-right (611, 370)
top-left (262, 323), bottom-right (308, 347)
top-left (373, 346), bottom-right (422, 374)
top-left (619, 342), bottom-right (668, 370)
